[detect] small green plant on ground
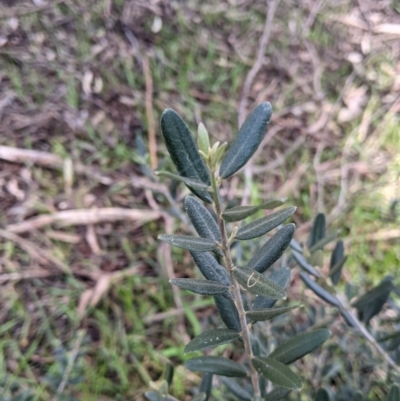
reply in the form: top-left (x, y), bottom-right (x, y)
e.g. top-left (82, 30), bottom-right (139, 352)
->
top-left (146, 104), bottom-right (400, 401)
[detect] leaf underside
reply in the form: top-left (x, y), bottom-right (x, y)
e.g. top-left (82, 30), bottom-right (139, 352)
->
top-left (292, 250), bottom-right (320, 277)
top-left (170, 278), bottom-right (229, 295)
top-left (220, 377), bottom-right (252, 401)
top-left (159, 234), bottom-right (217, 252)
top-left (235, 207), bottom-right (296, 240)
top-left (184, 328), bottom-right (240, 353)
top-left (190, 251), bottom-right (231, 287)
top-left (252, 267), bottom-right (291, 310)
top-left (246, 304), bottom-right (300, 322)
top-left (222, 198), bottom-right (286, 222)
top-left (184, 196), bottom-right (221, 242)
top-left (233, 266), bottom-right (286, 299)
top-left (185, 356), bottom-right (247, 377)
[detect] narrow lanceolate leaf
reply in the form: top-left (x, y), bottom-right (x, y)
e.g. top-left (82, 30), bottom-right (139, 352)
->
top-left (253, 267), bottom-right (291, 310)
top-left (309, 213), bottom-right (326, 248)
top-left (214, 294), bottom-right (241, 331)
top-left (158, 235), bottom-right (217, 252)
top-left (221, 199), bottom-right (286, 222)
top-left (232, 266), bottom-right (286, 299)
top-left (190, 252), bottom-right (231, 287)
top-left (351, 277), bottom-right (393, 308)
top-left (309, 231), bottom-right (337, 253)
top-left (269, 328), bottom-right (331, 364)
top-left (263, 387), bottom-right (291, 400)
top-left (184, 196), bottom-right (221, 242)
top-left (351, 277), bottom-right (393, 324)
top-left (235, 207), bottom-right (296, 240)
top-left (387, 384), bottom-right (400, 401)
top-left (300, 272), bottom-right (340, 307)
top-left (161, 109), bottom-right (212, 203)
top-left (220, 377), bottom-right (252, 401)
top-left (185, 356), bottom-right (247, 377)
top-left (252, 357), bottom-right (302, 390)
top-left (292, 250), bottom-right (320, 277)
top-left (314, 388), bottom-right (331, 401)
top-left (199, 372), bottom-right (213, 401)
top-left (155, 171), bottom-right (211, 192)
top-left (184, 329), bottom-right (240, 353)
top-left (219, 102), bottom-right (272, 179)
top-left (197, 122), bottom-right (210, 154)
top-left (247, 224), bottom-right (295, 273)
top-left (246, 304), bottom-right (300, 322)
top-left (329, 239), bottom-right (347, 285)
top-left (170, 278), bottom-right (229, 295)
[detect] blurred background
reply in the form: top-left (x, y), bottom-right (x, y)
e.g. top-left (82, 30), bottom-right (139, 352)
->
top-left (0, 0), bottom-right (399, 400)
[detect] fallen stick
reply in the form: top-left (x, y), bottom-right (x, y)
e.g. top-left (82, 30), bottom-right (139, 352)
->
top-left (6, 208), bottom-right (161, 233)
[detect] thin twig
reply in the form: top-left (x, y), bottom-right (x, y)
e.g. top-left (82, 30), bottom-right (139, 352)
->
top-left (237, 0), bottom-right (280, 126)
top-left (143, 55), bottom-right (158, 169)
top-left (238, 0), bottom-right (280, 207)
top-left (6, 207), bottom-right (161, 233)
top-left (335, 296), bottom-right (400, 375)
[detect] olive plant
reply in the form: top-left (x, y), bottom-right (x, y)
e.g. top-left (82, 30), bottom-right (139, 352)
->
top-left (145, 103), bottom-right (331, 401)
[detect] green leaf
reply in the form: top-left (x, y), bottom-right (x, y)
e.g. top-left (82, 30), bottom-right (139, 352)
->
top-left (197, 123), bottom-right (210, 154)
top-left (161, 109), bottom-right (212, 202)
top-left (163, 362), bottom-right (174, 386)
top-left (314, 388), bottom-right (331, 401)
top-left (232, 266), bottom-right (286, 299)
top-left (222, 199), bottom-right (286, 222)
top-left (184, 196), bottom-right (221, 242)
top-left (246, 304), bottom-right (300, 322)
top-left (219, 102), bottom-right (272, 178)
top-left (155, 171), bottom-right (211, 192)
top-left (292, 250), bottom-right (320, 277)
top-left (170, 278), bottom-right (230, 295)
top-left (309, 213), bottom-right (325, 248)
top-left (351, 277), bottom-right (393, 308)
top-left (190, 252), bottom-right (231, 288)
top-left (309, 231), bottom-right (337, 253)
top-left (185, 356), bottom-right (247, 377)
top-left (263, 387), bottom-right (291, 400)
top-left (387, 384), bottom-right (400, 401)
top-left (252, 357), bottom-right (302, 390)
top-left (214, 294), bottom-right (241, 331)
top-left (252, 267), bottom-right (291, 310)
top-left (199, 373), bottom-right (212, 401)
top-left (184, 329), bottom-right (240, 353)
top-left (352, 277), bottom-right (393, 324)
top-left (220, 377), bottom-right (252, 401)
top-left (329, 239), bottom-right (347, 285)
top-left (299, 272), bottom-right (340, 307)
top-left (144, 392), bottom-right (179, 401)
top-left (235, 207), bottom-right (296, 240)
top-left (247, 224), bottom-right (295, 273)
top-left (158, 235), bottom-right (217, 252)
top-left (269, 328), bottom-right (331, 364)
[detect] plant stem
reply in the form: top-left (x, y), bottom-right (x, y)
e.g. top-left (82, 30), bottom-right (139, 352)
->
top-left (210, 171), bottom-right (261, 399)
top-left (336, 296), bottom-right (400, 375)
